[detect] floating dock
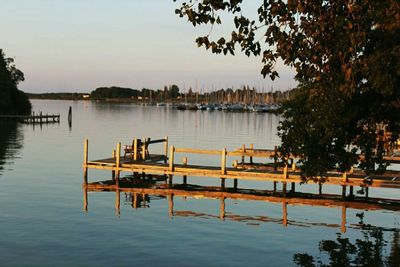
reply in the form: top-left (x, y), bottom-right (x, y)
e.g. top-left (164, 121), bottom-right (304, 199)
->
top-left (83, 137), bottom-right (400, 198)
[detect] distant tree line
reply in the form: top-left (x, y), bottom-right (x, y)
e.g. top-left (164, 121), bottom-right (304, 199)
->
top-left (89, 84), bottom-right (292, 104)
top-left (0, 49), bottom-right (31, 115)
top-left (27, 92), bottom-right (88, 100)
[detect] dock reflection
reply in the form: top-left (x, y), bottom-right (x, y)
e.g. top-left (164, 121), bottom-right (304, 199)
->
top-left (83, 176), bottom-right (400, 233)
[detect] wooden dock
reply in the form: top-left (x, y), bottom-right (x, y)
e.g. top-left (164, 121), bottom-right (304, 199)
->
top-left (0, 112), bottom-right (60, 124)
top-left (83, 179), bottom-right (400, 233)
top-left (83, 137), bottom-right (400, 199)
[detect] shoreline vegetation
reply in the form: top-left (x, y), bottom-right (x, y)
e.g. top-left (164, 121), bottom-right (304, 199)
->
top-left (0, 49), bottom-right (31, 115)
top-left (27, 85), bottom-right (293, 112)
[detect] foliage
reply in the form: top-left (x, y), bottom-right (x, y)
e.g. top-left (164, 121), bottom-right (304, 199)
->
top-left (0, 49), bottom-right (31, 115)
top-left (90, 86), bottom-right (141, 99)
top-left (174, 0), bottom-right (400, 176)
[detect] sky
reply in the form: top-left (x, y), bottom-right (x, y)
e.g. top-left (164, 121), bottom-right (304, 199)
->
top-left (0, 0), bottom-right (296, 93)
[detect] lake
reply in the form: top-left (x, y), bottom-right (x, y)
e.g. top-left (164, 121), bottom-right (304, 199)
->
top-left (0, 100), bottom-right (398, 267)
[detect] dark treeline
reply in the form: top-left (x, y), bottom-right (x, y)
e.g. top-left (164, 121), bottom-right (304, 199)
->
top-left (27, 85), bottom-right (294, 104)
top-left (0, 49), bottom-right (31, 115)
top-left (27, 92), bottom-right (88, 100)
top-left (90, 85), bottom-right (293, 104)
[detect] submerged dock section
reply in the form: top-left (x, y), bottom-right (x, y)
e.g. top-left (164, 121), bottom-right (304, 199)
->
top-left (83, 136), bottom-right (400, 199)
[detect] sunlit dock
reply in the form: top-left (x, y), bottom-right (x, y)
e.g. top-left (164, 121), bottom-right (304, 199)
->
top-left (83, 137), bottom-right (400, 197)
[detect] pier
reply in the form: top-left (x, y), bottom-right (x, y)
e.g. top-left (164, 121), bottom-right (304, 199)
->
top-left (0, 112), bottom-right (60, 124)
top-left (83, 137), bottom-right (400, 197)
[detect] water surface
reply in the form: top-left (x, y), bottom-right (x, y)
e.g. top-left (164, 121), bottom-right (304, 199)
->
top-left (0, 100), bottom-right (398, 266)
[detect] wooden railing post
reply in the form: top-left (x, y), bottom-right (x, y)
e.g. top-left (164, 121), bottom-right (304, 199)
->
top-left (116, 142), bottom-right (121, 185)
top-left (342, 172), bottom-right (347, 199)
top-left (274, 146), bottom-right (278, 171)
top-left (250, 143), bottom-right (254, 164)
top-left (133, 139), bottom-right (138, 161)
top-left (241, 144), bottom-right (245, 163)
top-left (141, 138), bottom-right (146, 160)
top-left (164, 136), bottom-right (168, 163)
top-left (221, 148), bottom-right (227, 175)
top-left (169, 145), bottom-right (175, 172)
top-left (182, 157), bottom-right (187, 185)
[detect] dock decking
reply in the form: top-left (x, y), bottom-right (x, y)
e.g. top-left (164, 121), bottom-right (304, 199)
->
top-left (83, 137), bottom-right (400, 197)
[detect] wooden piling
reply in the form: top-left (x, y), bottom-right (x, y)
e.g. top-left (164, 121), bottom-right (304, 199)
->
top-left (115, 142), bottom-right (121, 186)
top-left (169, 145), bottom-right (175, 172)
top-left (182, 157), bottom-right (187, 185)
top-left (133, 139), bottom-right (138, 161)
top-left (241, 144), bottom-right (245, 163)
top-left (68, 106), bottom-right (72, 126)
top-left (249, 143), bottom-right (254, 164)
top-left (83, 139), bottom-right (88, 184)
top-left (221, 148), bottom-right (226, 175)
top-left (164, 136), bottom-right (168, 163)
top-left (233, 179), bottom-right (238, 189)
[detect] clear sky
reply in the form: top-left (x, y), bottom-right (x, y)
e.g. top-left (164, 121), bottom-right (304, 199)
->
top-left (1, 0), bottom-right (295, 93)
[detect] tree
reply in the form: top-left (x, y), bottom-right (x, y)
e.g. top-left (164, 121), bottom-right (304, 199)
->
top-left (174, 1), bottom-right (400, 176)
top-left (0, 49), bottom-right (31, 115)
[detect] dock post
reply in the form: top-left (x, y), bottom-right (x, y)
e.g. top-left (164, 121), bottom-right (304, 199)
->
top-left (283, 164), bottom-right (288, 196)
top-left (241, 144), bottom-right (245, 164)
top-left (349, 186), bottom-right (354, 198)
top-left (168, 175), bottom-right (173, 187)
top-left (365, 186), bottom-right (369, 199)
top-left (68, 106), bottom-right (72, 128)
top-left (319, 182), bottom-right (322, 195)
top-left (221, 148), bottom-right (226, 175)
top-left (291, 182), bottom-right (295, 193)
top-left (83, 139), bottom-right (88, 184)
top-left (182, 157), bottom-right (187, 185)
top-left (169, 145), bottom-right (175, 172)
top-left (341, 206), bottom-right (347, 233)
top-left (249, 143), bottom-right (254, 164)
top-left (233, 179), bottom-right (238, 189)
top-left (273, 181), bottom-right (277, 193)
top-left (115, 142), bottom-right (121, 186)
top-left (220, 197), bottom-right (225, 220)
top-left (112, 150), bottom-right (116, 180)
top-left (274, 146), bottom-right (278, 171)
top-left (133, 139), bottom-right (138, 161)
top-left (141, 138), bottom-right (147, 160)
top-left (342, 172), bottom-right (347, 199)
top-left (164, 136), bottom-right (168, 163)
top-left (221, 148), bottom-right (226, 190)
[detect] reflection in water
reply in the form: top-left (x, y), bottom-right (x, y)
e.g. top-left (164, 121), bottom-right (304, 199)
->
top-left (0, 120), bottom-right (23, 175)
top-left (83, 176), bottom-right (400, 233)
top-left (293, 217), bottom-right (400, 267)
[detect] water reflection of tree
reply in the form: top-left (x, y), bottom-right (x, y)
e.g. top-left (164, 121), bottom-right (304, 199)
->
top-left (293, 213), bottom-right (399, 267)
top-left (0, 120), bottom-right (23, 174)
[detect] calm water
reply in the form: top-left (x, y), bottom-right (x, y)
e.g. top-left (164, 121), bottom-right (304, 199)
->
top-left (0, 100), bottom-right (398, 267)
